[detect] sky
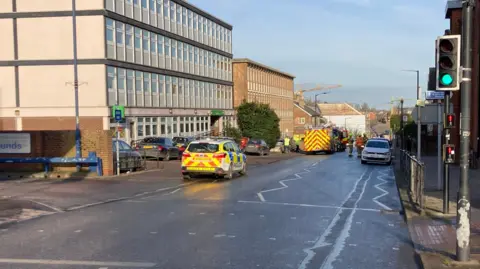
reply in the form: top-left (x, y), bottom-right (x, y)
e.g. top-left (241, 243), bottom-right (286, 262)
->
top-left (187, 0), bottom-right (450, 109)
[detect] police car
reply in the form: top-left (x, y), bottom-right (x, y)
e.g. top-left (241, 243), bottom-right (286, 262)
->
top-left (181, 138), bottom-right (247, 180)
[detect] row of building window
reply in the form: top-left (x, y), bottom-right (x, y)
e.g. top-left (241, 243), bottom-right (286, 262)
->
top-left (136, 116), bottom-right (211, 138)
top-left (248, 82), bottom-right (293, 97)
top-left (106, 0), bottom-right (232, 53)
top-left (247, 93), bottom-right (293, 119)
top-left (247, 66), bottom-right (293, 89)
top-left (106, 18), bottom-right (232, 82)
top-left (107, 66), bottom-right (233, 109)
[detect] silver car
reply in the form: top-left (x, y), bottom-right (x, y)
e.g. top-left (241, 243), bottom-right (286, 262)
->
top-left (361, 139), bottom-right (392, 165)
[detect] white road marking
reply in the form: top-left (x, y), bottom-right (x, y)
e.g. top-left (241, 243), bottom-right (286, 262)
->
top-left (67, 182), bottom-right (196, 211)
top-left (348, 244), bottom-right (357, 247)
top-left (28, 200), bottom-right (64, 213)
top-left (269, 237), bottom-right (276, 241)
top-left (229, 213), bottom-right (235, 216)
top-left (228, 235), bottom-right (236, 238)
top-left (291, 217), bottom-right (297, 220)
top-left (298, 168), bottom-right (369, 269)
top-left (319, 169), bottom-right (374, 269)
top-left (163, 188), bottom-right (182, 195)
top-left (393, 247), bottom-right (399, 251)
top-left (311, 162), bottom-right (319, 167)
top-left (372, 168), bottom-right (394, 211)
top-left (74, 230), bottom-right (82, 233)
top-left (123, 200), bottom-right (146, 203)
top-left (0, 258), bottom-right (156, 267)
top-left (238, 200), bottom-right (381, 212)
top-left (257, 168), bottom-right (312, 202)
top-left (199, 212), bottom-right (206, 215)
top-left (188, 232), bottom-right (196, 235)
top-left (37, 230), bottom-right (44, 233)
top-left (214, 234), bottom-right (226, 238)
top-left (260, 215), bottom-right (265, 218)
top-left (150, 232), bottom-right (157, 234)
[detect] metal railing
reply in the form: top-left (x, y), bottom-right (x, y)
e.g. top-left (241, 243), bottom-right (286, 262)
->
top-left (399, 149), bottom-right (425, 210)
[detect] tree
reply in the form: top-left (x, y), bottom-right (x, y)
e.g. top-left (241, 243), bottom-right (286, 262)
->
top-left (390, 114), bottom-right (414, 133)
top-left (236, 101), bottom-right (281, 148)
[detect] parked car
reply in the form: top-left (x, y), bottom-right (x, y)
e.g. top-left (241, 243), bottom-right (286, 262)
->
top-left (361, 139), bottom-right (392, 165)
top-left (112, 139), bottom-right (144, 173)
top-left (134, 137), bottom-right (180, 161)
top-left (244, 139), bottom-right (270, 156)
top-left (173, 136), bottom-right (194, 153)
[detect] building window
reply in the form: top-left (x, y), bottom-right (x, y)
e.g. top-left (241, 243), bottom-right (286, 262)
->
top-left (137, 117), bottom-right (144, 137)
top-left (127, 70), bottom-right (135, 106)
top-left (106, 18), bottom-right (115, 42)
top-left (107, 66), bottom-right (116, 106)
top-left (163, 0), bottom-right (169, 18)
top-left (152, 117), bottom-right (158, 135)
top-left (134, 27), bottom-right (141, 49)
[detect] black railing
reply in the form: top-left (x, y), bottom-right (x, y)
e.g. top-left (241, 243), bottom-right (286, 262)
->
top-left (399, 149), bottom-right (425, 210)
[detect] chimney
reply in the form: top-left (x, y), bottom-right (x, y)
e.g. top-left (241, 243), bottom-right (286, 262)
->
top-left (297, 92), bottom-right (305, 107)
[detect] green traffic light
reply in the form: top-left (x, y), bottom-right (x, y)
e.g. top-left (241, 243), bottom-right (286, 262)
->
top-left (440, 74), bottom-right (453, 86)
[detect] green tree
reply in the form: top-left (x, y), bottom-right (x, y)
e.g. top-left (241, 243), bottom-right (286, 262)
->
top-left (223, 124), bottom-right (242, 144)
top-left (236, 101), bottom-right (281, 148)
top-left (390, 114), bottom-right (413, 133)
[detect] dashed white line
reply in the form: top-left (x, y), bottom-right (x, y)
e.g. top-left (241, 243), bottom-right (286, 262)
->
top-left (74, 230), bottom-right (82, 233)
top-left (372, 168), bottom-right (394, 211)
top-left (163, 188), bottom-right (182, 196)
top-left (237, 200), bottom-right (381, 212)
top-left (257, 168), bottom-right (311, 202)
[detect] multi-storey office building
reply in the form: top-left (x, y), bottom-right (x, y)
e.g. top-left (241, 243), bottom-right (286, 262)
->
top-left (0, 0), bottom-right (233, 144)
top-left (232, 59), bottom-right (295, 137)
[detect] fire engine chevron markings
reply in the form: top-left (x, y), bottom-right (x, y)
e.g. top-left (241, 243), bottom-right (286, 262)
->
top-left (372, 168), bottom-right (393, 211)
top-left (257, 168), bottom-right (311, 202)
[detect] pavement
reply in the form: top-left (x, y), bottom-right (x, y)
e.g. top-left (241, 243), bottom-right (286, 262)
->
top-left (394, 151), bottom-right (480, 268)
top-left (0, 152), bottom-right (419, 268)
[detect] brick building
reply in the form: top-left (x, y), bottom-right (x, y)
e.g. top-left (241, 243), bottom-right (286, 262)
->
top-left (0, 0), bottom-right (233, 175)
top-left (445, 0), bottom-right (479, 162)
top-left (293, 99), bottom-right (320, 135)
top-left (232, 58), bottom-right (295, 137)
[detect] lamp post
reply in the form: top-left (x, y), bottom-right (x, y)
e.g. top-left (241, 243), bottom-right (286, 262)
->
top-left (402, 69), bottom-right (421, 161)
top-left (314, 92), bottom-right (329, 127)
top-left (72, 0), bottom-right (81, 171)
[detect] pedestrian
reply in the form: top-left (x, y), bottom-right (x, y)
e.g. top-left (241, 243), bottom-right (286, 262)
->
top-left (295, 139), bottom-right (300, 153)
top-left (284, 136), bottom-right (290, 153)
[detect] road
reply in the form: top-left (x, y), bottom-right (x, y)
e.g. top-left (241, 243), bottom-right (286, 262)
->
top-left (0, 153), bottom-right (420, 269)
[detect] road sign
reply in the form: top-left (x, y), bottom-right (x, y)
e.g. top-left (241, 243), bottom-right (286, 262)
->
top-left (403, 115), bottom-right (408, 122)
top-left (426, 90), bottom-right (445, 100)
top-left (112, 105), bottom-right (125, 123)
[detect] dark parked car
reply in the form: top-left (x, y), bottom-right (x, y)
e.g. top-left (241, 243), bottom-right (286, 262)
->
top-left (112, 139), bottom-right (144, 173)
top-left (173, 136), bottom-right (194, 153)
top-left (244, 139), bottom-right (270, 156)
top-left (134, 137), bottom-right (180, 161)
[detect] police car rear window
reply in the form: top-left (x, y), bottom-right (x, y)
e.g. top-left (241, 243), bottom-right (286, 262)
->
top-left (187, 143), bottom-right (219, 153)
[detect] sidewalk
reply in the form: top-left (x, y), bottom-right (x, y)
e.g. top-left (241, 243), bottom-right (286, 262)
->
top-left (396, 153), bottom-right (480, 268)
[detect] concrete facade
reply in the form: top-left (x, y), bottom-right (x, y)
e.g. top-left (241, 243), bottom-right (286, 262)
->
top-left (318, 103), bottom-right (366, 134)
top-left (0, 0), bottom-right (234, 175)
top-left (232, 58), bottom-right (295, 137)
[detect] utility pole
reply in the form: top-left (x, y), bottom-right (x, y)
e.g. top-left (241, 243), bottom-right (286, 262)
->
top-left (400, 99), bottom-right (404, 150)
top-left (444, 92), bottom-right (451, 214)
top-left (72, 0), bottom-right (81, 171)
top-left (416, 71), bottom-right (421, 161)
top-left (457, 0), bottom-right (474, 261)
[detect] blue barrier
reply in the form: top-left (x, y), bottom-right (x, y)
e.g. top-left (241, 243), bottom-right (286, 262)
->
top-left (0, 151), bottom-right (103, 176)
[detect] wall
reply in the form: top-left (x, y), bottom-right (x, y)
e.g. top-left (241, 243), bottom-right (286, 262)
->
top-left (0, 129), bottom-right (113, 176)
top-left (323, 115), bottom-right (366, 134)
top-left (232, 62), bottom-right (248, 107)
top-left (293, 105), bottom-right (313, 135)
top-left (15, 0), bottom-right (104, 12)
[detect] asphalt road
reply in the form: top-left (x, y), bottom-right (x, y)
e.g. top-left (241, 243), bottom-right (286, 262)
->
top-left (0, 153), bottom-right (420, 269)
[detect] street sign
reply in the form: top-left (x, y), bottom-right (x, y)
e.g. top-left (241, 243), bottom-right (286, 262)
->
top-left (112, 105), bottom-right (125, 123)
top-left (403, 115), bottom-right (408, 122)
top-left (426, 90), bottom-right (445, 100)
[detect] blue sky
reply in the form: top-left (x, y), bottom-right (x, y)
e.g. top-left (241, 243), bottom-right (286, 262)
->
top-left (188, 0), bottom-right (449, 109)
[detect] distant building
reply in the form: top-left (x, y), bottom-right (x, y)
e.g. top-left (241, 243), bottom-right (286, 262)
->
top-left (293, 101), bottom-right (320, 135)
top-left (317, 103), bottom-right (366, 134)
top-left (232, 58), bottom-right (295, 137)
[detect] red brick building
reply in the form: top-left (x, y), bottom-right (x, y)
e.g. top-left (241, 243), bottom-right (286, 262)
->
top-left (293, 101), bottom-right (319, 135)
top-left (445, 0), bottom-right (480, 162)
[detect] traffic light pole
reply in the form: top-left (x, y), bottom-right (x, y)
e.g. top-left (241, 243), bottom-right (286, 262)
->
top-left (443, 92), bottom-right (450, 214)
top-left (457, 0), bottom-right (474, 262)
top-left (400, 99), bottom-right (404, 150)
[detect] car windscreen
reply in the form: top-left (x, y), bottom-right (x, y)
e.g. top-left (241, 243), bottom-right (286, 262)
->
top-left (366, 140), bottom-right (390, 149)
top-left (173, 137), bottom-right (188, 144)
top-left (248, 139), bottom-right (261, 144)
top-left (187, 143), bottom-right (219, 153)
top-left (142, 137), bottom-right (165, 144)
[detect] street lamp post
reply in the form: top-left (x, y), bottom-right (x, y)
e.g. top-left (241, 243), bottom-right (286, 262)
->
top-left (402, 69), bottom-right (421, 161)
top-left (72, 0), bottom-right (81, 171)
top-left (314, 92), bottom-right (328, 127)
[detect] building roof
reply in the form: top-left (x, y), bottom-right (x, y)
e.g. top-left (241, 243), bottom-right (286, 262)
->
top-left (445, 0), bottom-right (462, 19)
top-left (294, 102), bottom-right (319, 116)
top-left (175, 0), bottom-right (232, 29)
top-left (232, 58), bottom-right (296, 79)
top-left (317, 103), bottom-right (363, 116)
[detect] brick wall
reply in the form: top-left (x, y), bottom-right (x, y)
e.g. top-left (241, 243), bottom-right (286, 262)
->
top-left (293, 105), bottom-right (313, 135)
top-left (0, 116), bottom-right (113, 175)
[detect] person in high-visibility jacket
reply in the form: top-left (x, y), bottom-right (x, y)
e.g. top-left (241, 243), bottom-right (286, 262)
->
top-left (355, 135), bottom-right (364, 157)
top-left (284, 137), bottom-right (291, 153)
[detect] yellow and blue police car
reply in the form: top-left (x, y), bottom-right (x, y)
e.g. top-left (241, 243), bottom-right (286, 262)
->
top-left (181, 138), bottom-right (247, 180)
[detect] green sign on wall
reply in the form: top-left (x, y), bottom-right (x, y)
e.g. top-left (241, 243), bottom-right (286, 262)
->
top-left (210, 110), bottom-right (225, 116)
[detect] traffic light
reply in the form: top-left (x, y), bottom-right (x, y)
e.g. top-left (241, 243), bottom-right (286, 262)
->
top-left (444, 113), bottom-right (455, 129)
top-left (436, 35), bottom-right (461, 91)
top-left (443, 144), bottom-right (456, 164)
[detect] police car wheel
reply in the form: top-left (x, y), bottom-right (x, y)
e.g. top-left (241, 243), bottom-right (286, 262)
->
top-left (224, 164), bottom-right (234, 180)
top-left (240, 163), bottom-right (247, 175)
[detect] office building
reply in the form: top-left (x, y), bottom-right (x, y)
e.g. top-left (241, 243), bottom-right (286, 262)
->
top-left (232, 58), bottom-right (294, 137)
top-left (0, 0), bottom-right (234, 144)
